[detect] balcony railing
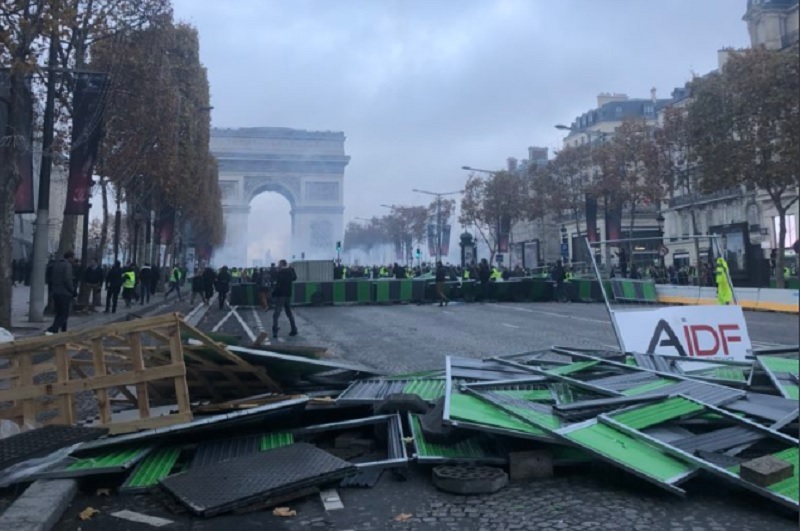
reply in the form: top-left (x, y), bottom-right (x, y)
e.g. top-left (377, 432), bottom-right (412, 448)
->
top-left (668, 187), bottom-right (742, 208)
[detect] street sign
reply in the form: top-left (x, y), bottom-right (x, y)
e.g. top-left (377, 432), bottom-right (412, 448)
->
top-left (496, 254), bottom-right (504, 263)
top-left (560, 242), bottom-right (569, 257)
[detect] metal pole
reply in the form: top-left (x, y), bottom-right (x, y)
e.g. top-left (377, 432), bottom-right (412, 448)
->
top-left (436, 195), bottom-right (442, 264)
top-left (586, 237), bottom-right (626, 353)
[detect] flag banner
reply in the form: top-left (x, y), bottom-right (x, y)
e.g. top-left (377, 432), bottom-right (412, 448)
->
top-left (427, 224), bottom-right (437, 256)
top-left (65, 73), bottom-right (108, 215)
top-left (0, 71), bottom-right (35, 213)
top-left (585, 194), bottom-right (598, 243)
top-left (440, 224), bottom-right (451, 257)
top-left (605, 199), bottom-right (623, 242)
top-left (159, 205), bottom-right (175, 246)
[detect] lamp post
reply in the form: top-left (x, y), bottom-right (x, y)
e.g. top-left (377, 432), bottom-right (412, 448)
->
top-left (656, 212), bottom-right (666, 268)
top-left (560, 224), bottom-right (568, 262)
top-left (412, 188), bottom-right (463, 264)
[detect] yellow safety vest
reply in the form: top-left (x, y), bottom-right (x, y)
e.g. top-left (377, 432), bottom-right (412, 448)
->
top-left (463, 270), bottom-right (470, 279)
top-left (170, 268), bottom-right (181, 282)
top-left (490, 268), bottom-right (502, 281)
top-left (122, 271), bottom-right (136, 289)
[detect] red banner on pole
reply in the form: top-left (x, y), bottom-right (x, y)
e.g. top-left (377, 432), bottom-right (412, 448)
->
top-left (1, 71), bottom-right (35, 213)
top-left (159, 206), bottom-right (175, 246)
top-left (64, 73), bottom-right (108, 215)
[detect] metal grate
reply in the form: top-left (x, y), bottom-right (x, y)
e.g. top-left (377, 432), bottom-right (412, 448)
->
top-left (160, 443), bottom-right (356, 516)
top-left (121, 446), bottom-right (181, 493)
top-left (0, 425), bottom-right (108, 472)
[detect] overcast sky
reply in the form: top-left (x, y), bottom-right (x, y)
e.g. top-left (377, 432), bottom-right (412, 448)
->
top-left (170, 0), bottom-right (751, 262)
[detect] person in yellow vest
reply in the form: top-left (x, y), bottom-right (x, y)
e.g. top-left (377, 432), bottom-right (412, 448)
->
top-left (164, 264), bottom-right (183, 301)
top-left (715, 257), bottom-right (733, 305)
top-left (379, 266), bottom-right (388, 278)
top-left (490, 267), bottom-right (502, 281)
top-left (463, 268), bottom-right (470, 280)
top-left (342, 266), bottom-right (348, 280)
top-left (121, 264), bottom-right (136, 309)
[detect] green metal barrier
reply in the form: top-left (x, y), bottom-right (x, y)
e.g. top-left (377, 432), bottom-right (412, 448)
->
top-left (610, 278), bottom-right (658, 302)
top-left (230, 283), bottom-right (257, 306)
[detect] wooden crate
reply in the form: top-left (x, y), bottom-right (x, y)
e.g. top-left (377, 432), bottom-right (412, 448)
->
top-left (0, 313), bottom-right (192, 435)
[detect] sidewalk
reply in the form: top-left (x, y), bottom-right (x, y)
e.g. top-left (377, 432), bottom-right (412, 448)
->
top-left (9, 284), bottom-right (198, 338)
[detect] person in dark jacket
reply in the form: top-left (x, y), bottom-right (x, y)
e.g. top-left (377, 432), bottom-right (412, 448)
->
top-left (190, 268), bottom-right (206, 305)
top-left (46, 251), bottom-right (78, 334)
top-left (478, 259), bottom-right (491, 302)
top-left (215, 266), bottom-right (231, 310)
top-left (615, 248), bottom-right (628, 278)
top-left (393, 263), bottom-right (407, 279)
top-left (105, 261), bottom-right (123, 313)
top-left (552, 260), bottom-right (567, 302)
top-left (139, 263), bottom-right (152, 304)
top-left (83, 259), bottom-right (104, 310)
top-left (435, 261), bottom-right (449, 307)
top-left (202, 266), bottom-right (216, 305)
top-left (271, 259), bottom-right (298, 338)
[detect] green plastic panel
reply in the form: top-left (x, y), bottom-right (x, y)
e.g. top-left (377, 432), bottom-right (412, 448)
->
top-left (448, 393), bottom-right (549, 438)
top-left (621, 378), bottom-right (676, 396)
top-left (727, 447), bottom-right (799, 502)
top-left (123, 446), bottom-right (181, 489)
top-left (494, 389), bottom-right (553, 402)
top-left (562, 422), bottom-right (694, 483)
top-left (67, 447), bottom-right (147, 471)
top-left (610, 397), bottom-right (704, 430)
top-left (410, 416), bottom-right (496, 459)
top-left (546, 360), bottom-right (600, 376)
top-left (759, 357), bottom-right (799, 374)
top-left (701, 366), bottom-right (747, 383)
top-left (260, 433), bottom-right (294, 451)
top-left (402, 379), bottom-right (446, 401)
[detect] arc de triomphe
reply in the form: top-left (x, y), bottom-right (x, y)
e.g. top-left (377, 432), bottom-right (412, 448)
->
top-left (210, 127), bottom-right (350, 265)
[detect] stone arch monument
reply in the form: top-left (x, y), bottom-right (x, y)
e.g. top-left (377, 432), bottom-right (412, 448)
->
top-left (210, 127), bottom-right (350, 265)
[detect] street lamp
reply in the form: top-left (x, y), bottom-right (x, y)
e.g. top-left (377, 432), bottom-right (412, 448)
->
top-left (560, 224), bottom-right (568, 262)
top-left (656, 212), bottom-right (666, 267)
top-left (461, 166), bottom-right (499, 175)
top-left (412, 188), bottom-right (463, 264)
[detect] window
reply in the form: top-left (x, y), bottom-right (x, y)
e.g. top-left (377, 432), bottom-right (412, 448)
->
top-left (615, 106), bottom-right (622, 116)
top-left (773, 214), bottom-right (798, 248)
top-left (644, 104), bottom-right (654, 116)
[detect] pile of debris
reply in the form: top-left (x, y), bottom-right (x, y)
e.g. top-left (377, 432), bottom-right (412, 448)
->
top-left (0, 314), bottom-right (797, 520)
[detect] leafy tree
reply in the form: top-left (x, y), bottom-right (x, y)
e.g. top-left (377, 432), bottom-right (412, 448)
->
top-left (688, 47), bottom-right (799, 287)
top-left (548, 144), bottom-right (592, 244)
top-left (459, 170), bottom-right (526, 264)
top-left (343, 218), bottom-right (388, 256)
top-left (594, 119), bottom-right (661, 251)
top-left (654, 105), bottom-right (702, 261)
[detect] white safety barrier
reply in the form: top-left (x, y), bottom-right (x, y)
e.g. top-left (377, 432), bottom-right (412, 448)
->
top-left (655, 284), bottom-right (799, 314)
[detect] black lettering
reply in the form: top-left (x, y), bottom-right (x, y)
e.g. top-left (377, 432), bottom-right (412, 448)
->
top-left (647, 319), bottom-right (688, 357)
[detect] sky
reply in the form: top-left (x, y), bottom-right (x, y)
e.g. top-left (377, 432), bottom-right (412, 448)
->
top-left (169, 0), bottom-right (751, 263)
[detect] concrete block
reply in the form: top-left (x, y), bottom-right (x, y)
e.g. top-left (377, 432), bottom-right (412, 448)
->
top-left (0, 479), bottom-right (77, 531)
top-left (740, 455), bottom-right (794, 487)
top-left (509, 450), bottom-right (554, 481)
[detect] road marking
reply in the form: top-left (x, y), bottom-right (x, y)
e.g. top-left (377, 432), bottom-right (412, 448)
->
top-left (211, 308), bottom-right (234, 332)
top-left (111, 510), bottom-right (173, 527)
top-left (251, 306), bottom-right (266, 335)
top-left (232, 306), bottom-right (256, 342)
top-left (489, 304), bottom-right (610, 324)
top-left (442, 310), bottom-right (454, 315)
top-left (501, 323), bottom-right (520, 329)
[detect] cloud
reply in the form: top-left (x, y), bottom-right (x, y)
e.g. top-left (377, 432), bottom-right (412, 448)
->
top-left (172, 0), bottom-right (751, 264)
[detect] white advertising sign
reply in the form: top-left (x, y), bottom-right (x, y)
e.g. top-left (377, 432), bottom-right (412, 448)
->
top-left (613, 305), bottom-right (752, 361)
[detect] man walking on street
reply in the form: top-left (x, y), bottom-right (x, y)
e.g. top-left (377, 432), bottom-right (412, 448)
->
top-left (272, 259), bottom-right (298, 338)
top-left (121, 264), bottom-right (136, 308)
top-left (435, 261), bottom-right (449, 307)
top-left (83, 259), bottom-right (104, 311)
top-left (46, 252), bottom-right (78, 334)
top-left (139, 263), bottom-right (152, 305)
top-left (552, 259), bottom-right (567, 303)
top-left (164, 264), bottom-right (183, 300)
top-left (105, 261), bottom-right (123, 313)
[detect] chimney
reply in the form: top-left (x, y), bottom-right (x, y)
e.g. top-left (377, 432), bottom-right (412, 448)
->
top-left (596, 92), bottom-right (629, 108)
top-left (507, 157), bottom-right (518, 172)
top-left (650, 87), bottom-right (657, 103)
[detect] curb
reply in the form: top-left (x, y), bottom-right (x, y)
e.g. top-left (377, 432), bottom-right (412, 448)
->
top-left (0, 479), bottom-right (77, 531)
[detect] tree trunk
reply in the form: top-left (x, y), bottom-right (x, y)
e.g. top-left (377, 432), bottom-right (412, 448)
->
top-left (775, 204), bottom-right (787, 289)
top-left (573, 209), bottom-right (583, 264)
top-left (0, 73), bottom-right (29, 328)
top-left (99, 176), bottom-right (109, 262)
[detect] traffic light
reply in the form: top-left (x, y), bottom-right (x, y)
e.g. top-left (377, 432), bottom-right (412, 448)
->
top-left (415, 248), bottom-right (421, 259)
top-left (336, 241), bottom-right (342, 252)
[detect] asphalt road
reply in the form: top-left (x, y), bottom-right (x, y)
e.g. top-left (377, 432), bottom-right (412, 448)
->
top-left (282, 301), bottom-right (800, 374)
